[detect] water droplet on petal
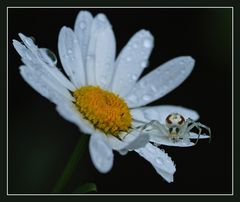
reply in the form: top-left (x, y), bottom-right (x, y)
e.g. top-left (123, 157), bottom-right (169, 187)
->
top-left (143, 38), bottom-right (152, 49)
top-left (133, 43), bottom-right (138, 49)
top-left (30, 36), bottom-right (36, 43)
top-left (150, 85), bottom-right (157, 92)
top-left (25, 52), bottom-right (32, 61)
top-left (40, 48), bottom-right (57, 65)
top-left (181, 69), bottom-right (186, 74)
top-left (80, 22), bottom-right (86, 29)
top-left (100, 76), bottom-right (107, 85)
top-left (142, 95), bottom-right (151, 101)
top-left (126, 57), bottom-right (131, 62)
top-left (127, 94), bottom-right (138, 103)
top-left (98, 14), bottom-right (106, 22)
top-left (67, 49), bottom-right (73, 54)
top-left (132, 74), bottom-right (137, 81)
top-left (156, 157), bottom-right (164, 165)
top-left (140, 60), bottom-right (148, 68)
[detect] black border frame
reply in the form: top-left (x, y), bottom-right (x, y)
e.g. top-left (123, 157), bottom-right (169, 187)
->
top-left (1, 0), bottom-right (239, 201)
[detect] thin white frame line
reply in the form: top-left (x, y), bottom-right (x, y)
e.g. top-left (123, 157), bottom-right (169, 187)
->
top-left (6, 6), bottom-right (9, 196)
top-left (232, 6), bottom-right (234, 196)
top-left (7, 6), bottom-right (234, 9)
top-left (6, 6), bottom-right (234, 196)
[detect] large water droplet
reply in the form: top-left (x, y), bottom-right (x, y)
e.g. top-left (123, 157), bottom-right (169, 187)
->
top-left (143, 38), bottom-right (152, 49)
top-left (40, 48), bottom-right (57, 66)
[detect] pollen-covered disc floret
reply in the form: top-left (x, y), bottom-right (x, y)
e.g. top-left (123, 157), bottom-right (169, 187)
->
top-left (73, 86), bottom-right (132, 136)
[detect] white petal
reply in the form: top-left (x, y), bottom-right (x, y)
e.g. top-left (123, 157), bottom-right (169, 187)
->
top-left (89, 133), bottom-right (114, 173)
top-left (58, 27), bottom-right (85, 87)
top-left (149, 134), bottom-right (195, 147)
top-left (107, 130), bottom-right (149, 155)
top-left (20, 65), bottom-right (74, 104)
top-left (85, 13), bottom-right (112, 85)
top-left (56, 101), bottom-right (95, 134)
top-left (107, 135), bottom-right (127, 151)
top-left (95, 25), bottom-right (116, 89)
top-left (135, 143), bottom-right (176, 183)
top-left (120, 130), bottom-right (149, 154)
top-left (13, 37), bottom-right (76, 92)
top-left (111, 30), bottom-right (154, 97)
top-left (126, 56), bottom-right (195, 108)
top-left (74, 11), bottom-right (93, 66)
top-left (131, 105), bottom-right (199, 124)
top-left (189, 132), bottom-right (211, 139)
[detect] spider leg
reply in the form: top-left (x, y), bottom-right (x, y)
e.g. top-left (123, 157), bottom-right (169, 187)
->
top-left (184, 118), bottom-right (211, 144)
top-left (194, 122), bottom-right (211, 143)
top-left (178, 119), bottom-right (201, 145)
top-left (141, 120), bottom-right (169, 136)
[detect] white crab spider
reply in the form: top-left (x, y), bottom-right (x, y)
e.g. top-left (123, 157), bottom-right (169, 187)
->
top-left (134, 113), bottom-right (211, 145)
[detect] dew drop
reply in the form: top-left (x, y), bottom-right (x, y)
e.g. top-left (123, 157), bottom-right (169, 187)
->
top-left (140, 60), bottom-right (148, 68)
top-left (30, 36), bottom-right (36, 43)
top-left (40, 48), bottom-right (57, 66)
top-left (67, 49), bottom-right (73, 54)
top-left (80, 22), bottom-right (86, 29)
top-left (143, 38), bottom-right (152, 49)
top-left (100, 76), bottom-right (107, 85)
top-left (98, 14), bottom-right (106, 22)
top-left (142, 95), bottom-right (151, 101)
top-left (126, 57), bottom-right (131, 62)
top-left (156, 157), bottom-right (164, 165)
top-left (133, 43), bottom-right (138, 49)
top-left (181, 69), bottom-right (186, 74)
top-left (127, 94), bottom-right (138, 104)
top-left (131, 74), bottom-right (137, 80)
top-left (25, 52), bottom-right (32, 61)
top-left (150, 85), bottom-right (157, 92)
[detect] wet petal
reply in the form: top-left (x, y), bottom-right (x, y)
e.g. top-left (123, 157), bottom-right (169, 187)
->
top-left (56, 101), bottom-right (95, 134)
top-left (74, 11), bottom-right (93, 66)
top-left (131, 105), bottom-right (199, 124)
top-left (85, 13), bottom-right (112, 85)
top-left (89, 133), bottom-right (114, 173)
top-left (20, 65), bottom-right (74, 104)
top-left (125, 56), bottom-right (195, 108)
top-left (107, 130), bottom-right (149, 155)
top-left (149, 134), bottom-right (195, 147)
top-left (58, 27), bottom-right (85, 87)
top-left (13, 37), bottom-right (76, 92)
top-left (189, 132), bottom-right (211, 139)
top-left (111, 30), bottom-right (153, 97)
top-left (95, 24), bottom-right (116, 89)
top-left (135, 143), bottom-right (176, 183)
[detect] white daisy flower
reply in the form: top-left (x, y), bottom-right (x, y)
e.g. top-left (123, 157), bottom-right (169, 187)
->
top-left (13, 10), bottom-right (210, 183)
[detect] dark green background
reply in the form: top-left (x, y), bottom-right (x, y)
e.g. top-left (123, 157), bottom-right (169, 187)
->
top-left (7, 7), bottom-right (232, 194)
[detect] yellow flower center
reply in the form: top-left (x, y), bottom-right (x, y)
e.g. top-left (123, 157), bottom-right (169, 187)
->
top-left (73, 86), bottom-right (132, 136)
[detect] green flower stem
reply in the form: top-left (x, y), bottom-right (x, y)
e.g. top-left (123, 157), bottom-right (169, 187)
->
top-left (52, 134), bottom-right (89, 193)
